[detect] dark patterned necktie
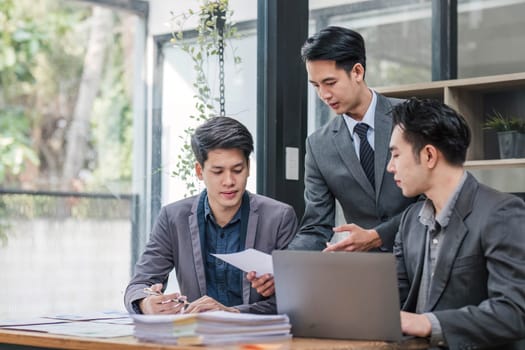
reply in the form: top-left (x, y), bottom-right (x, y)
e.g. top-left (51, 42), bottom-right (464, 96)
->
top-left (354, 123), bottom-right (375, 189)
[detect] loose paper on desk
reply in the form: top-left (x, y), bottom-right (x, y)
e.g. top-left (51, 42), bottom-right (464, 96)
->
top-left (211, 248), bottom-right (272, 277)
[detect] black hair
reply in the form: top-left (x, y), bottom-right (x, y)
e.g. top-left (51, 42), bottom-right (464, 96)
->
top-left (191, 116), bottom-right (254, 166)
top-left (390, 98), bottom-right (471, 166)
top-left (301, 26), bottom-right (366, 74)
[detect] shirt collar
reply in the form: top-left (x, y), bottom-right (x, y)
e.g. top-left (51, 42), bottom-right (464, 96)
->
top-left (204, 193), bottom-right (243, 225)
top-left (343, 89), bottom-right (377, 134)
top-left (418, 171), bottom-right (468, 229)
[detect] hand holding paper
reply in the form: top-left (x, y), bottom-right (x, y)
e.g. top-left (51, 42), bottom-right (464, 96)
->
top-left (247, 271), bottom-right (275, 297)
top-left (211, 248), bottom-right (273, 277)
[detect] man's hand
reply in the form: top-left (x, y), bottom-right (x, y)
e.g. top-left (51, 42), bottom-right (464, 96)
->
top-left (247, 271), bottom-right (275, 297)
top-left (139, 294), bottom-right (187, 314)
top-left (138, 283), bottom-right (187, 315)
top-left (184, 295), bottom-right (240, 314)
top-left (400, 311), bottom-right (432, 337)
top-left (323, 224), bottom-right (382, 252)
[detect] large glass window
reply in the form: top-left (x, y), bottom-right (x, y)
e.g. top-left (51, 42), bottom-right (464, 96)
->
top-left (0, 0), bottom-right (145, 318)
top-left (458, 0), bottom-right (525, 78)
top-left (457, 0), bottom-right (525, 194)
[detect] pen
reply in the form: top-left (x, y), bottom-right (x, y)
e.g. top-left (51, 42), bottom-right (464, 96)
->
top-left (143, 287), bottom-right (190, 306)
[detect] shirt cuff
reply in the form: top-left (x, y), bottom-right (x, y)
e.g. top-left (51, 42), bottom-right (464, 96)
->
top-left (424, 312), bottom-right (447, 348)
top-left (132, 299), bottom-right (144, 314)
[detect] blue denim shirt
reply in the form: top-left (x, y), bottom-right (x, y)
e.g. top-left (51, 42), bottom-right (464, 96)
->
top-left (203, 195), bottom-right (244, 307)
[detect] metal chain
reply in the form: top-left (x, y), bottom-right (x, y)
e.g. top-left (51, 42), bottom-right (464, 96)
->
top-left (218, 26), bottom-right (225, 117)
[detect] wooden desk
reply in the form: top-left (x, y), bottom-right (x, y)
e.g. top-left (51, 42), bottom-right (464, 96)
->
top-left (0, 328), bottom-right (428, 350)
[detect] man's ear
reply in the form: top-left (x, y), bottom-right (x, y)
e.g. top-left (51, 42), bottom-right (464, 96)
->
top-left (352, 63), bottom-right (365, 82)
top-left (195, 162), bottom-right (204, 180)
top-left (423, 145), bottom-right (439, 168)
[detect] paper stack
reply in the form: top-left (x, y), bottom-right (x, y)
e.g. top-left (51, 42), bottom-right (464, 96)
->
top-left (131, 311), bottom-right (291, 345)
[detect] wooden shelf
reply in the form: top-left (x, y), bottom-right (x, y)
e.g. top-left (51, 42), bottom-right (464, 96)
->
top-left (374, 72), bottom-right (525, 166)
top-left (375, 72), bottom-right (525, 95)
top-left (465, 159), bottom-right (525, 170)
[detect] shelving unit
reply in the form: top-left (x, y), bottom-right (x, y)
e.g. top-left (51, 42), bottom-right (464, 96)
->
top-left (375, 73), bottom-right (525, 195)
top-left (375, 72), bottom-right (525, 168)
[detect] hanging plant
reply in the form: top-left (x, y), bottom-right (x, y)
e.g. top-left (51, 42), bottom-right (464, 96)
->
top-left (169, 0), bottom-right (241, 196)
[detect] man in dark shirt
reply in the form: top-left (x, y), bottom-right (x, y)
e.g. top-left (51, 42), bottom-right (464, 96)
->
top-left (124, 116), bottom-right (298, 314)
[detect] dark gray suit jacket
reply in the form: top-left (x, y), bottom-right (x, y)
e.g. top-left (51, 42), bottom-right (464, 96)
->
top-left (124, 191), bottom-right (298, 314)
top-left (396, 173), bottom-right (525, 349)
top-left (289, 92), bottom-right (415, 251)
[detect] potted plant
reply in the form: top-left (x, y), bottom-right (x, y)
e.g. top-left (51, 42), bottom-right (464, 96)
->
top-left (514, 118), bottom-right (525, 158)
top-left (484, 111), bottom-right (525, 159)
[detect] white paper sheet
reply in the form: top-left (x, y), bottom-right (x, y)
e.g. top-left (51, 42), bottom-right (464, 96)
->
top-left (44, 310), bottom-right (129, 321)
top-left (211, 248), bottom-right (273, 277)
top-left (0, 317), bottom-right (67, 327)
top-left (7, 321), bottom-right (134, 338)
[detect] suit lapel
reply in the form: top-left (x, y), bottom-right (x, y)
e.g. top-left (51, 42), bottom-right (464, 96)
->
top-left (427, 214), bottom-right (468, 310)
top-left (374, 94), bottom-right (393, 202)
top-left (189, 199), bottom-right (207, 296)
top-left (332, 117), bottom-right (375, 198)
top-left (426, 175), bottom-right (476, 310)
top-left (242, 193), bottom-right (258, 304)
top-left (404, 221), bottom-right (427, 310)
top-left (244, 194), bottom-right (258, 250)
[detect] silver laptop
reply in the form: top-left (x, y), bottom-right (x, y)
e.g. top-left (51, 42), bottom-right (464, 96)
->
top-left (272, 250), bottom-right (402, 341)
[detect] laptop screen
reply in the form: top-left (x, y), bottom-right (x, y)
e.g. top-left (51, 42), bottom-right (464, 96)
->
top-left (272, 250), bottom-right (402, 341)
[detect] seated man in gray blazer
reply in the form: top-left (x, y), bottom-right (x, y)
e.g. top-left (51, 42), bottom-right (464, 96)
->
top-left (124, 116), bottom-right (298, 315)
top-left (388, 98), bottom-right (525, 349)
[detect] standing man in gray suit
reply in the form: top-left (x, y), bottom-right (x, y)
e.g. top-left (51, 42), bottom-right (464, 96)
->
top-left (288, 26), bottom-right (415, 252)
top-left (249, 26), bottom-right (416, 297)
top-left (389, 98), bottom-right (525, 349)
top-left (124, 117), bottom-right (298, 315)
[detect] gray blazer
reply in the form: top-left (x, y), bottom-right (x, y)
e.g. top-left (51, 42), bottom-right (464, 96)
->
top-left (396, 173), bottom-right (525, 349)
top-left (124, 191), bottom-right (298, 314)
top-left (289, 93), bottom-right (415, 251)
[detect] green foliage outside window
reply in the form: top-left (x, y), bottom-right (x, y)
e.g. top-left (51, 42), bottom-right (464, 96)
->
top-left (0, 0), bottom-right (134, 193)
top-left (0, 107), bottom-right (39, 184)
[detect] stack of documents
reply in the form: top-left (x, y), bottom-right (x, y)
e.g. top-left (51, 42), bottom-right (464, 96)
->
top-left (131, 311), bottom-right (291, 345)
